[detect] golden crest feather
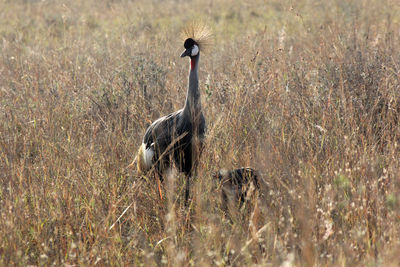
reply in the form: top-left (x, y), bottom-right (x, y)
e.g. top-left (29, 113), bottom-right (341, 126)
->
top-left (181, 21), bottom-right (213, 53)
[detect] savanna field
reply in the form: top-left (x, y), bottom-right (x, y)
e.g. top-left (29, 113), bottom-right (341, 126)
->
top-left (1, 0), bottom-right (400, 265)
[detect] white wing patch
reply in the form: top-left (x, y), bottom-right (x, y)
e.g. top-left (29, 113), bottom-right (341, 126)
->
top-left (141, 143), bottom-right (154, 169)
top-left (191, 45), bottom-right (199, 56)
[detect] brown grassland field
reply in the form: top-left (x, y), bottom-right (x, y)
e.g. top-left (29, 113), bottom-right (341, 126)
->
top-left (1, 0), bottom-right (400, 265)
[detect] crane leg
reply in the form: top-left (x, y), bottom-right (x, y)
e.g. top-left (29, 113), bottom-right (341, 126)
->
top-left (155, 172), bottom-right (163, 200)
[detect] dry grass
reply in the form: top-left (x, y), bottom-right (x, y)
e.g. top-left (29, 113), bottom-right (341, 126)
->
top-left (1, 0), bottom-right (400, 265)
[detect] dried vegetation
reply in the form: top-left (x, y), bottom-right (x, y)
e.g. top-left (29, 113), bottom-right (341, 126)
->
top-left (1, 0), bottom-right (400, 265)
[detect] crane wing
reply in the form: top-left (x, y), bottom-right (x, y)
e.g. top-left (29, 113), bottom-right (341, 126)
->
top-left (143, 109), bottom-right (183, 151)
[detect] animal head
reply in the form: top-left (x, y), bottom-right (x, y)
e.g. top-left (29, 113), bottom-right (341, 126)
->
top-left (181, 38), bottom-right (200, 57)
top-left (214, 167), bottom-right (260, 200)
top-left (180, 21), bottom-right (212, 58)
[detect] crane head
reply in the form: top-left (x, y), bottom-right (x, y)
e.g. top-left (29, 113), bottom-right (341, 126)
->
top-left (181, 38), bottom-right (199, 58)
top-left (180, 21), bottom-right (213, 55)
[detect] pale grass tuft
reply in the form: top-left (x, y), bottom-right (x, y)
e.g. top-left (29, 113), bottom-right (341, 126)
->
top-left (1, 0), bottom-right (400, 266)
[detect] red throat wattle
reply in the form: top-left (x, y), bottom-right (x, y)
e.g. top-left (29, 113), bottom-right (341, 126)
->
top-left (191, 58), bottom-right (196, 70)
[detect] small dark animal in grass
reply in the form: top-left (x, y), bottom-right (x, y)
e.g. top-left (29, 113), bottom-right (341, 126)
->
top-left (131, 22), bottom-right (212, 203)
top-left (215, 167), bottom-right (260, 212)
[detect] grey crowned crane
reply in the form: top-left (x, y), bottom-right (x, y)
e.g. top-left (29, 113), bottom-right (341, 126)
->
top-left (134, 23), bottom-right (212, 203)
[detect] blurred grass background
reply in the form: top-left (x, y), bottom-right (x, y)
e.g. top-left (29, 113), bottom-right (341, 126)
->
top-left (1, 0), bottom-right (400, 265)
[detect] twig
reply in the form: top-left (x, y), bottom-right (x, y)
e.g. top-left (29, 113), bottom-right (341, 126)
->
top-left (109, 203), bottom-right (133, 230)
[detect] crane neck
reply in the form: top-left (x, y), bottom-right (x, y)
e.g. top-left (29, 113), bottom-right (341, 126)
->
top-left (183, 53), bottom-right (201, 120)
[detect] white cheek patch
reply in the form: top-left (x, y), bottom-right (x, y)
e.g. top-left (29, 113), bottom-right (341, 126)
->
top-left (191, 45), bottom-right (199, 56)
top-left (141, 143), bottom-right (154, 169)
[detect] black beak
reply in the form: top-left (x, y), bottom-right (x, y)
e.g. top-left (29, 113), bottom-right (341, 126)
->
top-left (180, 49), bottom-right (191, 58)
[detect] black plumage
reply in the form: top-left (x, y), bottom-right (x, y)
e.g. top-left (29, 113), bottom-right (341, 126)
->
top-left (142, 109), bottom-right (206, 178)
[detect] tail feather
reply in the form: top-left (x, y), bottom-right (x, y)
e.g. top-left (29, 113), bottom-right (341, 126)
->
top-left (126, 144), bottom-right (147, 174)
top-left (136, 143), bottom-right (154, 175)
top-left (136, 144), bottom-right (146, 175)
